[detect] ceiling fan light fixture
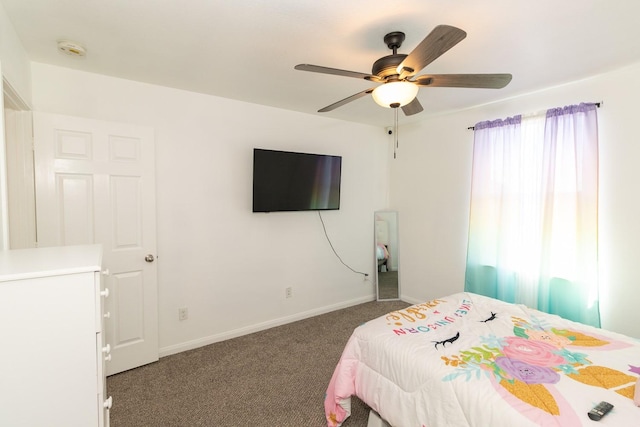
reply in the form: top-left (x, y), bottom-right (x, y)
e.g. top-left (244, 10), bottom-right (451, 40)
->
top-left (372, 81), bottom-right (419, 108)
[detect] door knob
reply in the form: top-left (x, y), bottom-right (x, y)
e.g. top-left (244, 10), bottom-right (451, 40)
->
top-left (145, 254), bottom-right (155, 262)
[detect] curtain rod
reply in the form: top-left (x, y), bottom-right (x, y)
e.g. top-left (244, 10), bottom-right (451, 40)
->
top-left (466, 101), bottom-right (602, 130)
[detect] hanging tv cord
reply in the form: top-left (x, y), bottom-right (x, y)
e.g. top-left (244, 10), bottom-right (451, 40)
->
top-left (317, 211), bottom-right (368, 278)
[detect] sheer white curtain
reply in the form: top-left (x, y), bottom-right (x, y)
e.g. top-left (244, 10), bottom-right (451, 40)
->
top-left (465, 103), bottom-right (600, 327)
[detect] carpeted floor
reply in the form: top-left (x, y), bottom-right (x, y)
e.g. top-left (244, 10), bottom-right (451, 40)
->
top-left (377, 270), bottom-right (399, 300)
top-left (107, 299), bottom-right (410, 427)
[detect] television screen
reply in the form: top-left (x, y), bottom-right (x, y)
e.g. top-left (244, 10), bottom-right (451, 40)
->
top-left (253, 148), bottom-right (342, 212)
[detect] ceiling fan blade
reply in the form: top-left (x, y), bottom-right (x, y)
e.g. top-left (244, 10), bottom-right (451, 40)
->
top-left (401, 98), bottom-right (424, 116)
top-left (413, 73), bottom-right (513, 88)
top-left (295, 64), bottom-right (382, 82)
top-left (317, 88), bottom-right (375, 112)
top-left (397, 25), bottom-right (467, 78)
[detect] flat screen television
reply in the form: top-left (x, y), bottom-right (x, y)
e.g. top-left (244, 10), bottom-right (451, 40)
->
top-left (253, 148), bottom-right (342, 212)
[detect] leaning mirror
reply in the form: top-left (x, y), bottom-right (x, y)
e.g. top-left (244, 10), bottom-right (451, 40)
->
top-left (375, 211), bottom-right (400, 300)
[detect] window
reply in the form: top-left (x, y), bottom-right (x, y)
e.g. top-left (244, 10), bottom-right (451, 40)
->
top-left (465, 104), bottom-right (600, 327)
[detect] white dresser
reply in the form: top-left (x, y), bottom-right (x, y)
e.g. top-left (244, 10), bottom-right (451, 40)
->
top-left (0, 245), bottom-right (112, 426)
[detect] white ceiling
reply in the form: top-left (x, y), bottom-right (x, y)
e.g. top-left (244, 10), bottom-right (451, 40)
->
top-left (3, 0), bottom-right (640, 126)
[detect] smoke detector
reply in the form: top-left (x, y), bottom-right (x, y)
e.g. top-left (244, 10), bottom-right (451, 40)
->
top-left (57, 40), bottom-right (86, 57)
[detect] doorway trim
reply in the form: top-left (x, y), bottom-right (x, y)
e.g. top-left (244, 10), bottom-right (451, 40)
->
top-left (3, 75), bottom-right (34, 249)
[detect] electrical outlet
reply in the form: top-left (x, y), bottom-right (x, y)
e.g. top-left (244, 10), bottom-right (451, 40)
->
top-left (285, 287), bottom-right (293, 299)
top-left (178, 307), bottom-right (188, 321)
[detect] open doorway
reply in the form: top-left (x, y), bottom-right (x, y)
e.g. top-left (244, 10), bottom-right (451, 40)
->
top-left (3, 77), bottom-right (35, 249)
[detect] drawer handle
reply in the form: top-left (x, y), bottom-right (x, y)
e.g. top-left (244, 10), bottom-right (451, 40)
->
top-left (105, 354), bottom-right (112, 362)
top-left (100, 288), bottom-right (110, 298)
top-left (102, 269), bottom-right (110, 276)
top-left (104, 311), bottom-right (111, 319)
top-left (104, 396), bottom-right (113, 409)
top-left (102, 344), bottom-right (111, 354)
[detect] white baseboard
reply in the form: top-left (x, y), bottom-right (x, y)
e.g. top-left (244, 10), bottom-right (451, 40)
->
top-left (159, 295), bottom-right (375, 357)
top-left (400, 294), bottom-right (423, 305)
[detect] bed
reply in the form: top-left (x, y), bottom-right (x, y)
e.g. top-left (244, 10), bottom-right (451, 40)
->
top-left (325, 292), bottom-right (640, 426)
top-left (375, 220), bottom-right (390, 272)
top-left (376, 243), bottom-right (389, 272)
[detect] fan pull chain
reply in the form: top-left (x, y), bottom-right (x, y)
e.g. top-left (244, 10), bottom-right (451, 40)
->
top-left (394, 107), bottom-right (399, 159)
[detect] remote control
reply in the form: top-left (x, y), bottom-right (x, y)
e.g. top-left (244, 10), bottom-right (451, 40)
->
top-left (588, 401), bottom-right (614, 421)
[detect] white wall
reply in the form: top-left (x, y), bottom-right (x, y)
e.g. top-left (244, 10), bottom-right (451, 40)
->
top-left (393, 62), bottom-right (640, 338)
top-left (25, 58), bottom-right (640, 352)
top-left (31, 63), bottom-right (391, 355)
top-left (0, 2), bottom-right (31, 252)
top-left (0, 1), bottom-right (30, 105)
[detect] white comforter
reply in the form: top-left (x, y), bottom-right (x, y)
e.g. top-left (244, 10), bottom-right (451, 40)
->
top-left (325, 292), bottom-right (640, 426)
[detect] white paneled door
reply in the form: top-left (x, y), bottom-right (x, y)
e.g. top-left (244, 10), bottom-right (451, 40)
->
top-left (34, 112), bottom-right (158, 375)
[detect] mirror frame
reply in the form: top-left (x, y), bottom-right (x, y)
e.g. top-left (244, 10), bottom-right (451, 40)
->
top-left (374, 210), bottom-right (400, 301)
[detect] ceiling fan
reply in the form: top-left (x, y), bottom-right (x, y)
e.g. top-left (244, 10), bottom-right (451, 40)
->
top-left (295, 25), bottom-right (512, 116)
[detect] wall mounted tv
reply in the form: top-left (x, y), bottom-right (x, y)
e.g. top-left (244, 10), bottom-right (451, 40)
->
top-left (253, 148), bottom-right (342, 213)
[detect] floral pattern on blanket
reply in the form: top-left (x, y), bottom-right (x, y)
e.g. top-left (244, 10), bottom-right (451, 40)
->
top-left (442, 315), bottom-right (637, 423)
